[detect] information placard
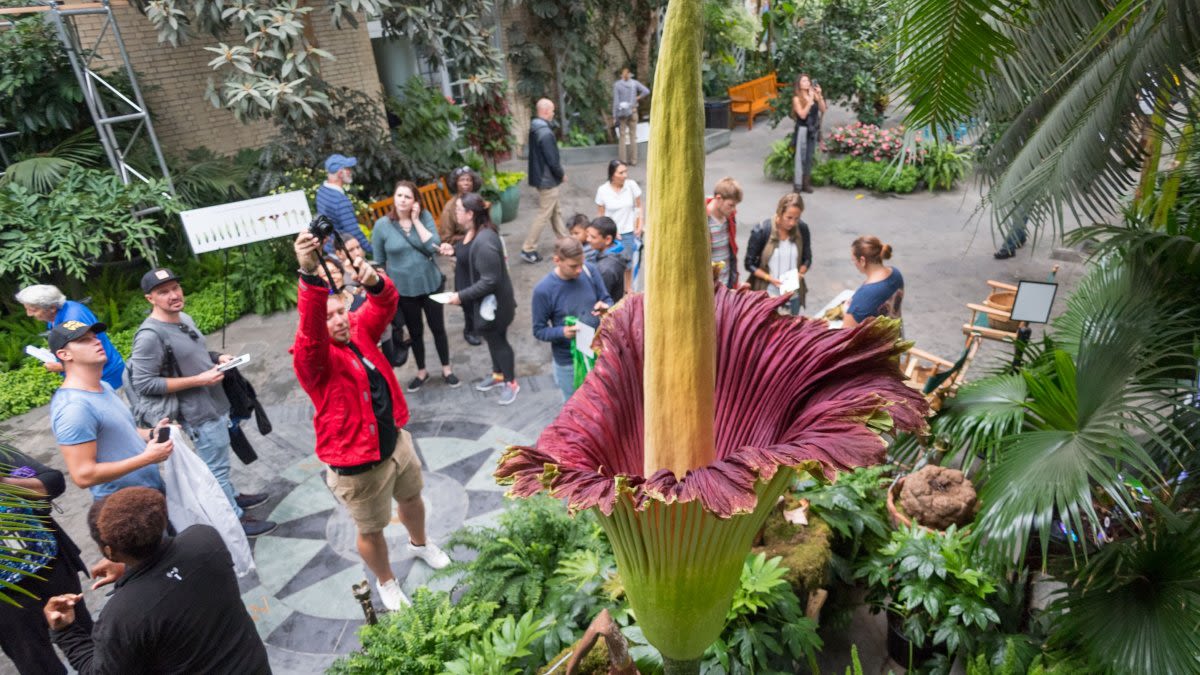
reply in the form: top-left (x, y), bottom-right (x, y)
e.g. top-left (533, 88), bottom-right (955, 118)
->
top-left (180, 191), bottom-right (311, 254)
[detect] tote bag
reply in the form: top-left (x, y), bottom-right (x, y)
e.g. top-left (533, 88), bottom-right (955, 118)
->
top-left (162, 426), bottom-right (255, 577)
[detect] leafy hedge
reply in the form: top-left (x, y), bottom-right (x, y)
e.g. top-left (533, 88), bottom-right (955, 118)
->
top-left (811, 157), bottom-right (920, 193)
top-left (0, 361), bottom-right (63, 420)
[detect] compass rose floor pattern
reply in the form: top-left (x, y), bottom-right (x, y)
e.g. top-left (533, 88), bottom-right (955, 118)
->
top-left (237, 376), bottom-right (562, 673)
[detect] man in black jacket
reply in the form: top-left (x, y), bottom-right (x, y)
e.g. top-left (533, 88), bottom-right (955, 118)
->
top-left (522, 98), bottom-right (567, 264)
top-left (44, 487), bottom-right (270, 674)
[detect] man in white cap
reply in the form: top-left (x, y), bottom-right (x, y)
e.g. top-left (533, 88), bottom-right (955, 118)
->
top-left (316, 153), bottom-right (373, 256)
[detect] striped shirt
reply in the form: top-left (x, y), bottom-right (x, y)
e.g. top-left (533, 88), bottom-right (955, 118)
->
top-left (315, 183), bottom-right (373, 256)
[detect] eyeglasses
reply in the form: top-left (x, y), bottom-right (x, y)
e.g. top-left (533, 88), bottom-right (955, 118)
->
top-left (177, 324), bottom-right (200, 341)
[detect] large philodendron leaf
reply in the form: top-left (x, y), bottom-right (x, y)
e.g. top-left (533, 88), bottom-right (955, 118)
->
top-left (495, 285), bottom-right (928, 517)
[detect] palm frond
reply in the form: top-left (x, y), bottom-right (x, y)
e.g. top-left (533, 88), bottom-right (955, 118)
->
top-left (0, 130), bottom-right (103, 193)
top-left (888, 0), bottom-right (1023, 142)
top-left (1048, 510), bottom-right (1200, 674)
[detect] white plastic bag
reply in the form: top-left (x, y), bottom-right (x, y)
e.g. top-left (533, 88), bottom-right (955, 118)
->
top-left (161, 426), bottom-right (255, 577)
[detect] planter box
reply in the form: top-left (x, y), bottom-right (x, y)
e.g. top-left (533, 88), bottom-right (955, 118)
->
top-left (553, 128), bottom-right (732, 166)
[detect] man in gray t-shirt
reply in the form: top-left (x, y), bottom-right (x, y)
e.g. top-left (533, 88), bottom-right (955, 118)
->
top-left (129, 268), bottom-right (276, 538)
top-left (49, 320), bottom-right (170, 499)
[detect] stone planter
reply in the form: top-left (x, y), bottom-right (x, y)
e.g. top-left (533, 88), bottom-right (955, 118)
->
top-left (500, 185), bottom-right (520, 223)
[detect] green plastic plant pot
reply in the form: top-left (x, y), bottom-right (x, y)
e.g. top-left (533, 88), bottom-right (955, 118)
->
top-left (500, 185), bottom-right (520, 223)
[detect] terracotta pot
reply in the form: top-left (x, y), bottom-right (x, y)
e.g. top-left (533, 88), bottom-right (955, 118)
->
top-left (886, 477), bottom-right (912, 528)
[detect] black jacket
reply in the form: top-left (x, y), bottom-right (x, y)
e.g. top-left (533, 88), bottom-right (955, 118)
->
top-left (591, 250), bottom-right (626, 302)
top-left (457, 227), bottom-right (517, 330)
top-left (527, 118), bottom-right (564, 189)
top-left (744, 218), bottom-right (812, 280)
top-left (52, 525), bottom-right (271, 675)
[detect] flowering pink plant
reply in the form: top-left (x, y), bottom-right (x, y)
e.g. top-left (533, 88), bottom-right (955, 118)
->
top-left (821, 122), bottom-right (927, 164)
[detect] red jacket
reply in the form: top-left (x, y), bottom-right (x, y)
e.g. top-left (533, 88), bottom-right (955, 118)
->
top-left (292, 276), bottom-right (410, 467)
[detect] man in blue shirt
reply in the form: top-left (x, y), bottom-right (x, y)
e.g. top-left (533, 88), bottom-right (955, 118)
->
top-left (16, 284), bottom-right (125, 390)
top-left (315, 153), bottom-right (373, 257)
top-left (531, 238), bottom-right (612, 401)
top-left (48, 321), bottom-right (171, 500)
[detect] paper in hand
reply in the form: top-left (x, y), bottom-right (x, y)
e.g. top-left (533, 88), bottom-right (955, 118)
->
top-left (779, 269), bottom-right (801, 294)
top-left (574, 322), bottom-right (596, 359)
top-left (25, 345), bottom-right (56, 364)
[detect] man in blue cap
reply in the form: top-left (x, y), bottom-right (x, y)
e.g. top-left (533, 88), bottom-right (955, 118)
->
top-left (316, 154), bottom-right (373, 256)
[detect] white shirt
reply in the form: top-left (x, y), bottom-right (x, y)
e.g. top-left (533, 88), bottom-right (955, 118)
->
top-left (766, 239), bottom-right (797, 297)
top-left (594, 179), bottom-right (643, 235)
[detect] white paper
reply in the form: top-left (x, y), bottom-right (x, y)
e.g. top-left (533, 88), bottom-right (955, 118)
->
top-left (24, 345), bottom-right (56, 364)
top-left (779, 269), bottom-right (801, 294)
top-left (216, 354), bottom-right (251, 372)
top-left (429, 292), bottom-right (453, 304)
top-left (574, 321), bottom-right (596, 358)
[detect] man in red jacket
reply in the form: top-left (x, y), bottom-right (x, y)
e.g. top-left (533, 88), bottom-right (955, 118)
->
top-left (291, 232), bottom-right (449, 611)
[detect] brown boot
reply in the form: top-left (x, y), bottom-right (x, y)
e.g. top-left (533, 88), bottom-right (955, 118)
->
top-left (801, 174), bottom-right (814, 193)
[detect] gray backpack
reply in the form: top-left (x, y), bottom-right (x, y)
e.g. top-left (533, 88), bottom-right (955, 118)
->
top-left (124, 326), bottom-right (183, 427)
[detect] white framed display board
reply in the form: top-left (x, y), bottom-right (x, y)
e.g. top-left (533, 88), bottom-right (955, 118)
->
top-left (1009, 280), bottom-right (1058, 324)
top-left (181, 191), bottom-right (311, 254)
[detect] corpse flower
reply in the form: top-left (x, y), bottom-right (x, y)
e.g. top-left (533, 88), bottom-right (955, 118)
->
top-left (495, 0), bottom-right (927, 670)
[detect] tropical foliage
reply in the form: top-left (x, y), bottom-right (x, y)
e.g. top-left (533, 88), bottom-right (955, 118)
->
top-left (701, 0), bottom-right (760, 98)
top-left (0, 12), bottom-right (83, 136)
top-left (891, 0), bottom-right (1200, 233)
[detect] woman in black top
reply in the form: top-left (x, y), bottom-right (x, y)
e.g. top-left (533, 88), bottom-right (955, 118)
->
top-left (791, 73), bottom-right (827, 194)
top-left (0, 443), bottom-right (92, 674)
top-left (448, 193), bottom-right (520, 406)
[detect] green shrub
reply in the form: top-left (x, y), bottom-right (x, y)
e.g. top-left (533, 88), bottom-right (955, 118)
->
top-left (182, 283), bottom-right (248, 335)
top-left (107, 327), bottom-right (136, 359)
top-left (876, 164), bottom-right (920, 193)
top-left (810, 160), bottom-right (835, 187)
top-left (830, 157), bottom-right (863, 189)
top-left (385, 77), bottom-right (466, 183)
top-left (329, 588), bottom-right (496, 675)
top-left (440, 494), bottom-right (610, 618)
top-left (856, 160), bottom-right (887, 190)
top-left (0, 360), bottom-right (61, 419)
top-left (920, 142), bottom-right (972, 190)
top-left (763, 138), bottom-right (796, 183)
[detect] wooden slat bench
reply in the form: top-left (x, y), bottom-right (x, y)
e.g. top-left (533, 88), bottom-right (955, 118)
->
top-left (728, 72), bottom-right (780, 130)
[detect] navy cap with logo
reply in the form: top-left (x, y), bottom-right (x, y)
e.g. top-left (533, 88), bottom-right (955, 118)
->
top-left (49, 320), bottom-right (108, 352)
top-left (140, 267), bottom-right (180, 294)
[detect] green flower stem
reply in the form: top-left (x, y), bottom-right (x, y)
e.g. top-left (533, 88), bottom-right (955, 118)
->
top-left (662, 656), bottom-right (701, 675)
top-left (596, 469), bottom-right (795, 660)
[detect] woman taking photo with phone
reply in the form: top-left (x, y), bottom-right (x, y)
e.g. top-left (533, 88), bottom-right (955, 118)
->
top-left (447, 194), bottom-right (520, 405)
top-left (792, 73), bottom-right (826, 194)
top-left (372, 180), bottom-right (459, 391)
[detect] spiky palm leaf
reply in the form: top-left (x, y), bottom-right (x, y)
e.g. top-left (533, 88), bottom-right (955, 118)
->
top-left (892, 0), bottom-right (1200, 235)
top-left (0, 130), bottom-right (103, 193)
top-left (1048, 510), bottom-right (1200, 674)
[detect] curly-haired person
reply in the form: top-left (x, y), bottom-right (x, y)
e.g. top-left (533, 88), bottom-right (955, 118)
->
top-left (43, 487), bottom-right (270, 674)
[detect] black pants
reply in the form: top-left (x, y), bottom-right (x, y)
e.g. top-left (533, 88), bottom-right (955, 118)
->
top-left (0, 558), bottom-right (92, 675)
top-left (454, 254), bottom-right (477, 334)
top-left (480, 325), bottom-right (515, 382)
top-left (395, 294), bottom-right (450, 370)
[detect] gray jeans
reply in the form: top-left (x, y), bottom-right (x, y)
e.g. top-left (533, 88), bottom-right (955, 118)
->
top-left (794, 128), bottom-right (816, 184)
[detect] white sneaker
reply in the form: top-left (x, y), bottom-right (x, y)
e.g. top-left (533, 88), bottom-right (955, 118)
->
top-left (377, 578), bottom-right (410, 611)
top-left (408, 541), bottom-right (451, 569)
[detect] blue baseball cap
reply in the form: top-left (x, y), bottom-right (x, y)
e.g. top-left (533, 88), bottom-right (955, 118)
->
top-left (324, 154), bottom-right (357, 173)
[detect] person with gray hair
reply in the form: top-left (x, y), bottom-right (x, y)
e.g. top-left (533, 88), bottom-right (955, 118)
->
top-left (16, 284), bottom-right (126, 390)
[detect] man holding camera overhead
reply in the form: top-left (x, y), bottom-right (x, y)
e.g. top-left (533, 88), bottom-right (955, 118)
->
top-left (128, 268), bottom-right (276, 538)
top-left (291, 228), bottom-right (449, 612)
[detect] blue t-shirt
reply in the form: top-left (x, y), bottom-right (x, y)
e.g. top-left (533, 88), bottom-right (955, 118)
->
top-left (50, 383), bottom-right (164, 499)
top-left (847, 268), bottom-right (905, 323)
top-left (51, 300), bottom-right (125, 390)
top-left (531, 264), bottom-right (613, 365)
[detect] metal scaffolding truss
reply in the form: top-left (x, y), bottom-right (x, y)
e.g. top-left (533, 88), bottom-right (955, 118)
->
top-left (0, 0), bottom-right (173, 211)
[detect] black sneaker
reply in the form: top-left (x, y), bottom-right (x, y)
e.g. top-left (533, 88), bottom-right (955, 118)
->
top-left (241, 517), bottom-right (277, 538)
top-left (235, 492), bottom-right (269, 510)
top-left (994, 248), bottom-right (1015, 260)
top-left (444, 373), bottom-right (461, 388)
top-left (406, 375), bottom-right (429, 393)
top-left (464, 331), bottom-right (482, 346)
top-left (520, 250), bottom-right (542, 264)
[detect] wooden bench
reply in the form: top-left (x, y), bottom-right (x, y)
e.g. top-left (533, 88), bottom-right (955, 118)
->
top-left (728, 73), bottom-right (780, 130)
top-left (357, 179), bottom-right (452, 230)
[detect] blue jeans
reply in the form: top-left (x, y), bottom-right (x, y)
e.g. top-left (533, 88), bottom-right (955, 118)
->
top-left (185, 414), bottom-right (243, 518)
top-left (553, 360), bottom-right (577, 402)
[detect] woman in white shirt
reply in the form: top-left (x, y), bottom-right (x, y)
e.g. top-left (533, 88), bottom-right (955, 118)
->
top-left (595, 159), bottom-right (643, 291)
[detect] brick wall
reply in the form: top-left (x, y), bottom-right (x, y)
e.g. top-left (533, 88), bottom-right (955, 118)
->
top-left (72, 2), bottom-right (383, 157)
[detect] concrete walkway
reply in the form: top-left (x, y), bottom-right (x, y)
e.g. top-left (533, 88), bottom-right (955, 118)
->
top-left (0, 105), bottom-right (1087, 675)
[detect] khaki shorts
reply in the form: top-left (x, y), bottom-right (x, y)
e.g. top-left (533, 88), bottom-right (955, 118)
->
top-left (325, 429), bottom-right (424, 533)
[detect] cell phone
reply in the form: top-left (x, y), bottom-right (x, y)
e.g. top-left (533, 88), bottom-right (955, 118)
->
top-left (155, 426), bottom-right (171, 443)
top-left (216, 354), bottom-right (251, 372)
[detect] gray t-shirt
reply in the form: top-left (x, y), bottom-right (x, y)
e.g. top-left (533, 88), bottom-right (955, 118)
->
top-left (51, 383), bottom-right (165, 499)
top-left (129, 313), bottom-right (229, 425)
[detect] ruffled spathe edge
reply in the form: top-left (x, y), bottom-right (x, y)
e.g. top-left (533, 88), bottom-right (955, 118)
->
top-left (495, 285), bottom-right (929, 518)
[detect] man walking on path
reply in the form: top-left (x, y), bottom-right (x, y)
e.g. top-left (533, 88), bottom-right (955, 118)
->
top-left (129, 268), bottom-right (276, 538)
top-left (522, 98), bottom-right (566, 264)
top-left (316, 153), bottom-right (374, 256)
top-left (612, 68), bottom-right (650, 165)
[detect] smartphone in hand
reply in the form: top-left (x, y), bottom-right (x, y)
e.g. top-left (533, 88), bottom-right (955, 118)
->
top-left (155, 426), bottom-right (171, 443)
